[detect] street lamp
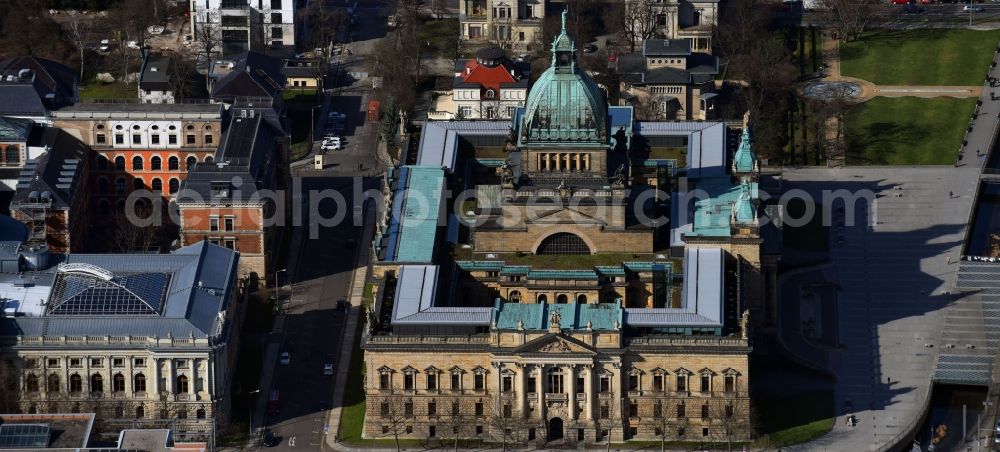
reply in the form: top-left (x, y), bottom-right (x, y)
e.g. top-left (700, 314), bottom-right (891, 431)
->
top-left (310, 105), bottom-right (321, 144)
top-left (248, 389), bottom-right (260, 439)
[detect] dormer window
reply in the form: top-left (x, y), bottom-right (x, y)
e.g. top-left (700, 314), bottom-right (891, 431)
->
top-left (210, 181), bottom-right (230, 198)
top-left (485, 89), bottom-right (495, 98)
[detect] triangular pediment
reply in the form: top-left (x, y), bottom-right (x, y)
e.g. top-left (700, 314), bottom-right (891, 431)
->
top-left (513, 333), bottom-right (598, 356)
top-left (529, 207), bottom-right (606, 225)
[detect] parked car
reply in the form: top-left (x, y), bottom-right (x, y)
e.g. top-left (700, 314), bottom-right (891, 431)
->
top-left (582, 44), bottom-right (598, 53)
top-left (963, 4), bottom-right (984, 10)
top-left (323, 363), bottom-right (334, 375)
top-left (262, 429), bottom-right (278, 447)
top-left (322, 132), bottom-right (341, 141)
top-left (98, 39), bottom-right (110, 52)
top-left (321, 139), bottom-right (342, 150)
top-left (279, 352), bottom-right (290, 365)
top-left (126, 40), bottom-right (140, 49)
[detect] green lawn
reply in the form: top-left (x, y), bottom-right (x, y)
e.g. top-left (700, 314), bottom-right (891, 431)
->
top-left (283, 88), bottom-right (318, 103)
top-left (845, 97), bottom-right (976, 165)
top-left (337, 313), bottom-right (367, 443)
top-left (417, 19), bottom-right (459, 58)
top-left (783, 198), bottom-right (828, 252)
top-left (756, 391), bottom-right (835, 447)
top-left (79, 81), bottom-right (136, 100)
top-left (840, 29), bottom-right (1000, 85)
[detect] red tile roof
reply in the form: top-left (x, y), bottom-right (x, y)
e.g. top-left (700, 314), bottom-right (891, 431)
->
top-left (460, 60), bottom-right (519, 92)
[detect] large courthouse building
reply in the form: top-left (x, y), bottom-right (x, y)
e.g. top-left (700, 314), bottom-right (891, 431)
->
top-left (363, 16), bottom-right (776, 445)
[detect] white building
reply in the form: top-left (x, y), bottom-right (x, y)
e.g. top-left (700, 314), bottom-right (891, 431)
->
top-left (189, 0), bottom-right (296, 56)
top-left (139, 54), bottom-right (175, 104)
top-left (628, 0), bottom-right (719, 52)
top-left (459, 0), bottom-right (546, 52)
top-left (434, 47), bottom-right (529, 120)
top-left (0, 241), bottom-right (241, 429)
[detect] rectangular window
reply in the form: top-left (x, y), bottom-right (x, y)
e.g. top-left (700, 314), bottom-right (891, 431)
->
top-left (459, 106), bottom-right (473, 118)
top-left (599, 375), bottom-right (610, 393)
top-left (701, 403), bottom-right (709, 419)
top-left (186, 134), bottom-right (196, 145)
top-left (271, 12), bottom-right (282, 23)
top-left (702, 427), bottom-right (709, 437)
top-left (96, 134), bottom-right (106, 144)
top-left (678, 427), bottom-right (685, 438)
top-left (475, 425), bottom-right (483, 435)
top-left (404, 401), bottom-right (413, 417)
top-left (175, 360), bottom-right (189, 369)
top-left (677, 374), bottom-right (687, 392)
top-left (427, 373), bottom-right (437, 390)
top-left (47, 358), bottom-right (59, 368)
top-left (451, 373), bottom-right (460, 390)
top-left (70, 358), bottom-right (82, 368)
top-left (223, 238), bottom-right (235, 250)
top-left (271, 0), bottom-right (281, 7)
top-left (546, 374), bottom-right (563, 393)
top-left (404, 373), bottom-right (414, 390)
top-left (701, 375), bottom-right (710, 392)
top-left (653, 375), bottom-right (664, 392)
top-left (629, 427), bottom-right (637, 438)
top-left (224, 216), bottom-right (235, 231)
top-left (151, 134), bottom-right (160, 145)
top-left (90, 358), bottom-right (102, 367)
top-left (474, 374), bottom-right (484, 391)
top-left (502, 375), bottom-right (513, 393)
top-left (271, 27), bottom-right (283, 39)
top-left (628, 375), bottom-right (639, 391)
top-left (503, 404), bottom-right (511, 418)
top-left (677, 402), bottom-right (685, 418)
top-left (726, 403), bottom-right (734, 418)
top-left (628, 400), bottom-right (638, 417)
top-left (113, 358), bottom-right (125, 368)
top-left (115, 134), bottom-right (124, 144)
top-left (653, 402), bottom-right (662, 418)
top-left (451, 401), bottom-right (460, 416)
top-left (208, 238), bottom-right (220, 246)
top-left (576, 376), bottom-right (584, 393)
top-left (526, 376), bottom-right (536, 393)
top-left (168, 135), bottom-right (177, 145)
top-left (428, 401), bottom-right (436, 416)
top-left (205, 134), bottom-right (213, 145)
top-left (380, 401), bottom-right (389, 417)
top-left (600, 403), bottom-right (609, 419)
top-left (209, 217), bottom-right (219, 231)
top-left (379, 373), bottom-right (390, 389)
top-left (134, 358), bottom-right (145, 367)
top-left (725, 375), bottom-right (736, 393)
top-left (474, 402), bottom-right (483, 416)
top-left (132, 134), bottom-right (141, 144)
top-left (429, 426), bottom-right (436, 437)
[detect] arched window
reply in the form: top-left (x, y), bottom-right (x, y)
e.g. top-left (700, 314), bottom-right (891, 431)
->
top-left (113, 373), bottom-right (125, 392)
top-left (169, 178), bottom-right (179, 194)
top-left (509, 290), bottom-right (521, 303)
top-left (536, 233), bottom-right (590, 255)
top-left (115, 156), bottom-right (126, 170)
top-left (150, 156), bottom-right (162, 170)
top-left (186, 156), bottom-right (197, 170)
top-left (537, 294), bottom-right (547, 303)
top-left (485, 89), bottom-right (495, 98)
top-left (186, 124), bottom-right (195, 131)
top-left (91, 374), bottom-right (104, 393)
top-left (135, 405), bottom-right (145, 418)
top-left (47, 374), bottom-right (60, 393)
top-left (168, 156), bottom-right (179, 170)
top-left (132, 156), bottom-right (143, 171)
top-left (176, 375), bottom-right (189, 393)
top-left (96, 155), bottom-right (109, 170)
top-left (196, 408), bottom-right (206, 419)
top-left (577, 294), bottom-right (588, 304)
top-left (115, 178), bottom-right (126, 194)
top-left (99, 200), bottom-right (111, 216)
top-left (151, 178), bottom-right (162, 193)
top-left (556, 294), bottom-right (568, 304)
top-left (134, 373), bottom-right (146, 392)
top-left (70, 374), bottom-right (83, 393)
top-left (205, 156), bottom-right (214, 164)
top-left (133, 179), bottom-right (144, 190)
top-left (97, 177), bottom-right (109, 194)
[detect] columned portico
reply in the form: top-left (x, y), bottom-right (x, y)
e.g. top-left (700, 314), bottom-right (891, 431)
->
top-left (566, 364), bottom-right (576, 421)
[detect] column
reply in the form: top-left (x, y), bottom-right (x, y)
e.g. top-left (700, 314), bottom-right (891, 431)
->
top-left (151, 358), bottom-right (161, 396)
top-left (585, 154), bottom-right (591, 171)
top-left (567, 365), bottom-right (576, 421)
top-left (574, 154), bottom-right (581, 172)
top-left (536, 365), bottom-right (545, 420)
top-left (166, 359), bottom-right (175, 394)
top-left (584, 365), bottom-right (593, 421)
top-left (518, 364), bottom-right (527, 419)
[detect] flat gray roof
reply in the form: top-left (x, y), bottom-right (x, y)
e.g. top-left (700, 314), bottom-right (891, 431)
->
top-left (52, 103), bottom-right (223, 120)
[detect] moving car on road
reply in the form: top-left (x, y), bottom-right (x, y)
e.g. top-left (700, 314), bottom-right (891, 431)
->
top-left (323, 363), bottom-right (334, 376)
top-left (279, 352), bottom-right (290, 365)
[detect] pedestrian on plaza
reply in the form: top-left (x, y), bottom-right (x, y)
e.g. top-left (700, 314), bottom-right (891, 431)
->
top-left (887, 376), bottom-right (891, 384)
top-left (949, 191), bottom-right (954, 198)
top-left (947, 256), bottom-right (952, 264)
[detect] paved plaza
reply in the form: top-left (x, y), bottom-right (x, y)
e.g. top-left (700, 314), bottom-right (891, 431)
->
top-left (780, 166), bottom-right (980, 451)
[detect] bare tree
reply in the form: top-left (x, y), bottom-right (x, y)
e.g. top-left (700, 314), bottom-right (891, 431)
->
top-left (599, 396), bottom-right (625, 452)
top-left (63, 13), bottom-right (93, 81)
top-left (818, 0), bottom-right (882, 42)
top-left (488, 394), bottom-right (527, 451)
top-left (107, 196), bottom-right (165, 253)
top-left (376, 396), bottom-right (409, 452)
top-left (650, 398), bottom-right (678, 452)
top-left (194, 21), bottom-right (219, 60)
top-left (621, 0), bottom-right (657, 53)
top-left (438, 398), bottom-right (469, 452)
top-left (714, 0), bottom-right (771, 81)
top-left (169, 49), bottom-right (200, 100)
top-left (431, 0), bottom-right (449, 19)
top-left (709, 382), bottom-right (751, 452)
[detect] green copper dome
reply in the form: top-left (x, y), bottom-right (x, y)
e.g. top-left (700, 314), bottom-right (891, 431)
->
top-left (518, 10), bottom-right (607, 148)
top-left (732, 126), bottom-right (756, 173)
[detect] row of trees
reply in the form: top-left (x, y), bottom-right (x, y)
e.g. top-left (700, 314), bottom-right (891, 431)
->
top-left (375, 390), bottom-right (749, 452)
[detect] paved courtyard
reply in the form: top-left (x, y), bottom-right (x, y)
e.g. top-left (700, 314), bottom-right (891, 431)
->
top-left (780, 165), bottom-right (980, 451)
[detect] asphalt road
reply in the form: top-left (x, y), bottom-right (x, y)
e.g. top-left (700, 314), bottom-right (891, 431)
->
top-left (261, 176), bottom-right (378, 451)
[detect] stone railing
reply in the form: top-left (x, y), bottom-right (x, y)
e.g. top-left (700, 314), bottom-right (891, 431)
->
top-left (18, 335), bottom-right (210, 347)
top-left (366, 335), bottom-right (491, 345)
top-left (626, 336), bottom-right (749, 348)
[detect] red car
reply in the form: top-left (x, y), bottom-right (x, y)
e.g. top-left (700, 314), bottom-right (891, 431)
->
top-left (891, 0), bottom-right (911, 4)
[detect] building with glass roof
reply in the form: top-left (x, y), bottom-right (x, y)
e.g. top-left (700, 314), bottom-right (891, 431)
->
top-left (362, 20), bottom-right (775, 446)
top-left (0, 240), bottom-right (241, 428)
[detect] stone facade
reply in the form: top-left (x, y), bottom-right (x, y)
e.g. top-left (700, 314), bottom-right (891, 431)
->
top-left (363, 332), bottom-right (750, 444)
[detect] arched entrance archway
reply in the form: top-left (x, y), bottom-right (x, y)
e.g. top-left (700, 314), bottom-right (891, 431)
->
top-left (548, 417), bottom-right (564, 441)
top-left (556, 294), bottom-right (568, 304)
top-left (535, 232), bottom-right (592, 255)
top-left (577, 294), bottom-right (588, 304)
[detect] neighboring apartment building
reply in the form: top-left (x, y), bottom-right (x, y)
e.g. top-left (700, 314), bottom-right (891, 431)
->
top-left (627, 0), bottom-right (718, 52)
top-left (459, 0), bottom-right (545, 52)
top-left (449, 47), bottom-right (529, 120)
top-left (176, 106), bottom-right (288, 285)
top-left (282, 58), bottom-right (322, 89)
top-left (9, 128), bottom-right (91, 253)
top-left (0, 57), bottom-right (78, 124)
top-left (50, 103), bottom-right (224, 217)
top-left (139, 53), bottom-right (176, 104)
top-left (0, 241), bottom-right (241, 431)
top-left (364, 19), bottom-right (763, 446)
top-left (208, 51), bottom-right (286, 110)
top-left (189, 0), bottom-right (296, 56)
top-left (616, 39), bottom-right (719, 120)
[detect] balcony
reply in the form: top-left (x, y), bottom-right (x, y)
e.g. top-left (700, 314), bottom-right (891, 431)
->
top-left (544, 393), bottom-right (567, 402)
